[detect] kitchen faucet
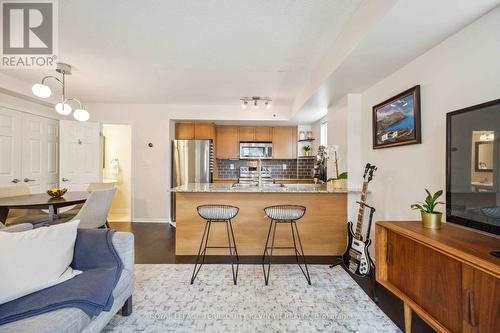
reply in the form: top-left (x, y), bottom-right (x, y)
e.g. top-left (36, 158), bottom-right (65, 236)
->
top-left (258, 158), bottom-right (262, 187)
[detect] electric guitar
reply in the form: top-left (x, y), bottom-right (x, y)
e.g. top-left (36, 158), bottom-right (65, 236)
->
top-left (342, 163), bottom-right (377, 276)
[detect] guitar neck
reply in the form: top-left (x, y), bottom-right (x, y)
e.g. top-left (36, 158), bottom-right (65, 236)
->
top-left (354, 182), bottom-right (369, 238)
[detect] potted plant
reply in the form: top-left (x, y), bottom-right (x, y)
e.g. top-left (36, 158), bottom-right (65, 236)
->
top-left (410, 189), bottom-right (444, 229)
top-left (303, 145), bottom-right (311, 156)
top-left (328, 172), bottom-right (348, 189)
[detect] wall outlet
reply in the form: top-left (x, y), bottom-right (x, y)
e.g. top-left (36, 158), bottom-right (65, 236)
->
top-left (230, 164), bottom-right (234, 170)
top-left (282, 164), bottom-right (287, 170)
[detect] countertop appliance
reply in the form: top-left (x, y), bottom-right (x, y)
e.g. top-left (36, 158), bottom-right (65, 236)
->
top-left (171, 139), bottom-right (213, 221)
top-left (240, 142), bottom-right (272, 159)
top-left (238, 166), bottom-right (273, 186)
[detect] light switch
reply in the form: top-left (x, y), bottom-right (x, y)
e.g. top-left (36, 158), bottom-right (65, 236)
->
top-left (282, 164), bottom-right (287, 170)
top-left (230, 164), bottom-right (234, 170)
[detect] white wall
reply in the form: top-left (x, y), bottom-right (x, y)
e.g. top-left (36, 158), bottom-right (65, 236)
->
top-left (0, 91), bottom-right (58, 120)
top-left (85, 104), bottom-right (292, 222)
top-left (354, 6), bottom-right (500, 242)
top-left (326, 96), bottom-right (348, 179)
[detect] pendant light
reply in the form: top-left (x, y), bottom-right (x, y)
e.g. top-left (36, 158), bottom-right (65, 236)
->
top-left (31, 63), bottom-right (89, 121)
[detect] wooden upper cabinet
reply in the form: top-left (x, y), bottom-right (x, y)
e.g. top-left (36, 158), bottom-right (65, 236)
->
top-left (215, 126), bottom-right (239, 159)
top-left (238, 127), bottom-right (255, 141)
top-left (175, 122), bottom-right (214, 140)
top-left (272, 126), bottom-right (297, 159)
top-left (254, 127), bottom-right (272, 142)
top-left (175, 122), bottom-right (195, 139)
top-left (194, 123), bottom-right (215, 140)
top-left (462, 265), bottom-right (500, 333)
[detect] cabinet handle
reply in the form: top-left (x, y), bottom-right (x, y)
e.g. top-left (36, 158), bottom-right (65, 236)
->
top-left (466, 288), bottom-right (476, 326)
top-left (23, 178), bottom-right (35, 182)
top-left (387, 243), bottom-right (392, 264)
top-left (11, 178), bottom-right (21, 183)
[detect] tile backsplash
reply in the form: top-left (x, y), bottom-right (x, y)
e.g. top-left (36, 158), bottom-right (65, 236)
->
top-left (217, 158), bottom-right (315, 179)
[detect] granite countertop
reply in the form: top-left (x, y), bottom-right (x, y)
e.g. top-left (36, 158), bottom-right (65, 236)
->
top-left (171, 183), bottom-right (361, 193)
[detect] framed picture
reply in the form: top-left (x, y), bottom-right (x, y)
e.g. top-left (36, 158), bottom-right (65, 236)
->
top-left (373, 85), bottom-right (421, 149)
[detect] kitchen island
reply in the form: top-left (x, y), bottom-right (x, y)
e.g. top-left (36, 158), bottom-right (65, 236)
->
top-left (171, 183), bottom-right (357, 263)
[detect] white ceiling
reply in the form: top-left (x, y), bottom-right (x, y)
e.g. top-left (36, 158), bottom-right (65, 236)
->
top-left (1, 0), bottom-right (499, 123)
top-left (292, 0), bottom-right (500, 123)
top-left (1, 0), bottom-right (363, 106)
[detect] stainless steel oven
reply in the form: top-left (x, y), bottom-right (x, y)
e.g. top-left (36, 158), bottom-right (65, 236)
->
top-left (239, 142), bottom-right (272, 159)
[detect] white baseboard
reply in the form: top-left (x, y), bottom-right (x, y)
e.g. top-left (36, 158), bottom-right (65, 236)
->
top-left (132, 218), bottom-right (171, 224)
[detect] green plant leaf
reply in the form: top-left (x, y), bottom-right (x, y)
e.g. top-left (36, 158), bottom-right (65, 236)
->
top-left (337, 172), bottom-right (348, 180)
top-left (410, 204), bottom-right (424, 211)
top-left (433, 190), bottom-right (443, 201)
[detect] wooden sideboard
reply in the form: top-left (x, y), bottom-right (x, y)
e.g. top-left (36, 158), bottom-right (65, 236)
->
top-left (376, 221), bottom-right (500, 333)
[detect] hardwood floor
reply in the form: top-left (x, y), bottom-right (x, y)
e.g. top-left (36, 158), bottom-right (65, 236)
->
top-left (109, 222), bottom-right (435, 332)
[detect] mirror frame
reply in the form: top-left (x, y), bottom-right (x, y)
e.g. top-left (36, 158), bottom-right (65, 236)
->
top-left (474, 141), bottom-right (493, 172)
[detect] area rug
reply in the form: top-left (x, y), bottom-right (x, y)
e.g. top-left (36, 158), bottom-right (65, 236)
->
top-left (105, 264), bottom-right (400, 332)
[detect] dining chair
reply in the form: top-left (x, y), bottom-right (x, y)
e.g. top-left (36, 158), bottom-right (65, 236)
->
top-left (0, 185), bottom-right (47, 226)
top-left (71, 188), bottom-right (117, 229)
top-left (58, 182), bottom-right (116, 218)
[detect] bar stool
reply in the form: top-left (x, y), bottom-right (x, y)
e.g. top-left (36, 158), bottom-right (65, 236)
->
top-left (190, 204), bottom-right (239, 285)
top-left (262, 205), bottom-right (311, 285)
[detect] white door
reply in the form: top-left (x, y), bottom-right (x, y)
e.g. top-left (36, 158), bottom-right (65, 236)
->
top-left (22, 113), bottom-right (43, 193)
top-left (21, 114), bottom-right (60, 193)
top-left (45, 119), bottom-right (59, 190)
top-left (59, 120), bottom-right (100, 191)
top-left (0, 108), bottom-right (22, 187)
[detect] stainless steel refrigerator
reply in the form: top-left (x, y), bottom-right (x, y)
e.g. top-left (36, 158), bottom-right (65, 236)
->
top-left (171, 139), bottom-right (213, 221)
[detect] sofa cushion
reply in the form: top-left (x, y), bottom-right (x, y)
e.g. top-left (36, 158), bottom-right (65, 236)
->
top-left (0, 220), bottom-right (80, 304)
top-left (0, 307), bottom-right (91, 333)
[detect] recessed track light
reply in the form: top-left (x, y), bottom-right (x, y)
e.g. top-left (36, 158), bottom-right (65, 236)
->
top-left (240, 96), bottom-right (272, 109)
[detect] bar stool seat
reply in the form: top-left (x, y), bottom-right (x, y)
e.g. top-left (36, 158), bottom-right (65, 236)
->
top-left (190, 204), bottom-right (239, 285)
top-left (197, 205), bottom-right (239, 221)
top-left (264, 205), bottom-right (305, 221)
top-left (262, 205), bottom-right (311, 285)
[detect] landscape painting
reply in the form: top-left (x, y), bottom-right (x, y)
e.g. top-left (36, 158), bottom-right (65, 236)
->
top-left (372, 85), bottom-right (421, 149)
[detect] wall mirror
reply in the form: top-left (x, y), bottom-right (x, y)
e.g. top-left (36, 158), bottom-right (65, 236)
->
top-left (475, 140), bottom-right (494, 172)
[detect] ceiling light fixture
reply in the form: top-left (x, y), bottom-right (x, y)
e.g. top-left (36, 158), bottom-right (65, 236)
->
top-left (31, 63), bottom-right (89, 121)
top-left (240, 96), bottom-right (272, 110)
top-left (62, 98), bottom-right (90, 122)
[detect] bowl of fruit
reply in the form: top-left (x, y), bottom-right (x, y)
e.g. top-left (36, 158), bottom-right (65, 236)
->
top-left (47, 188), bottom-right (68, 198)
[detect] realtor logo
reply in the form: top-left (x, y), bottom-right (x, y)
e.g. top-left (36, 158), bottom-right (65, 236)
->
top-left (1, 0), bottom-right (58, 68)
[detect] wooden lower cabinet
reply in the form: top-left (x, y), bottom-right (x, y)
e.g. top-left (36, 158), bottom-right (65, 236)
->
top-left (387, 231), bottom-right (463, 332)
top-left (462, 265), bottom-right (500, 332)
top-left (376, 221), bottom-right (500, 333)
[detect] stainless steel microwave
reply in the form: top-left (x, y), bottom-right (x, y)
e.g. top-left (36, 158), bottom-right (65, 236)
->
top-left (239, 142), bottom-right (272, 159)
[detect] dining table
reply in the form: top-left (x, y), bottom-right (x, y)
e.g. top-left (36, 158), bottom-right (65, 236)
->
top-left (0, 191), bottom-right (89, 224)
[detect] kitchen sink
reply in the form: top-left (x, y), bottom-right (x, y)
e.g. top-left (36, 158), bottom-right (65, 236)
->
top-left (231, 183), bottom-right (285, 188)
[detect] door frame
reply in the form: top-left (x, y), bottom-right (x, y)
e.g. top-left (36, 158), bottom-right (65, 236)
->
top-left (100, 122), bottom-right (134, 222)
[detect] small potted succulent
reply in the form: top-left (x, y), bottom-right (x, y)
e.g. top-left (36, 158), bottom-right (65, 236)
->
top-left (411, 189), bottom-right (444, 229)
top-left (303, 145), bottom-right (311, 157)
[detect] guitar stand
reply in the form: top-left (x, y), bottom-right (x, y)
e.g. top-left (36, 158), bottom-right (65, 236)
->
top-left (330, 202), bottom-right (379, 303)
